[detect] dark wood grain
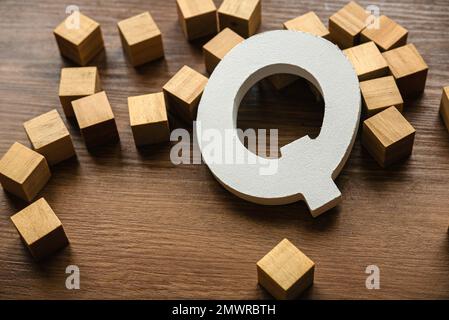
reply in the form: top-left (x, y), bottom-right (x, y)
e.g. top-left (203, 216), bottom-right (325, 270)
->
top-left (0, 0), bottom-right (448, 299)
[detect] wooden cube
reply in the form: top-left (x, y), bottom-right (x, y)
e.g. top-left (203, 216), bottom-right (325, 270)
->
top-left (53, 12), bottom-right (104, 66)
top-left (218, 0), bottom-right (261, 38)
top-left (129, 92), bottom-right (170, 146)
top-left (267, 74), bottom-right (299, 91)
top-left (382, 44), bottom-right (428, 98)
top-left (0, 142), bottom-right (51, 202)
top-left (23, 110), bottom-right (76, 165)
top-left (343, 42), bottom-right (389, 81)
top-left (203, 28), bottom-right (244, 74)
top-left (283, 11), bottom-right (330, 40)
top-left (176, 0), bottom-right (217, 41)
top-left (269, 11), bottom-right (330, 91)
top-left (163, 66), bottom-right (208, 123)
top-left (362, 106), bottom-right (415, 167)
top-left (439, 87), bottom-right (449, 132)
top-left (72, 91), bottom-right (119, 148)
top-left (360, 15), bottom-right (408, 52)
top-left (59, 67), bottom-right (101, 117)
top-left (118, 12), bottom-right (164, 66)
top-left (329, 1), bottom-right (370, 49)
top-left (257, 239), bottom-right (315, 300)
top-left (11, 198), bottom-right (69, 261)
top-left (360, 76), bottom-right (403, 117)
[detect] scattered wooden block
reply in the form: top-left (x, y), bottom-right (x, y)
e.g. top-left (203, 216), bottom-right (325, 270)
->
top-left (0, 142), bottom-right (51, 202)
top-left (218, 0), bottom-right (261, 38)
top-left (382, 43), bottom-right (428, 98)
top-left (269, 11), bottom-right (330, 91)
top-left (360, 76), bottom-right (403, 117)
top-left (163, 66), bottom-right (208, 123)
top-left (118, 11), bottom-right (164, 66)
top-left (362, 106), bottom-right (415, 167)
top-left (72, 91), bottom-right (119, 148)
top-left (283, 11), bottom-right (330, 40)
top-left (10, 198), bottom-right (69, 261)
top-left (53, 12), bottom-right (104, 66)
top-left (360, 15), bottom-right (408, 52)
top-left (343, 41), bottom-right (389, 81)
top-left (267, 74), bottom-right (299, 91)
top-left (23, 110), bottom-right (76, 165)
top-left (59, 67), bottom-right (101, 118)
top-left (176, 0), bottom-right (217, 40)
top-left (128, 92), bottom-right (170, 146)
top-left (329, 1), bottom-right (370, 49)
top-left (203, 28), bottom-right (244, 74)
top-left (257, 239), bottom-right (315, 300)
top-left (439, 87), bottom-right (449, 132)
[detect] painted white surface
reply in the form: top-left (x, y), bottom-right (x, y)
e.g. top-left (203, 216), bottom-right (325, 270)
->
top-left (196, 30), bottom-right (361, 217)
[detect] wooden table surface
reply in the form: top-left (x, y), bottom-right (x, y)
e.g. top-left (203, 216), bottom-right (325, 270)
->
top-left (0, 0), bottom-right (448, 300)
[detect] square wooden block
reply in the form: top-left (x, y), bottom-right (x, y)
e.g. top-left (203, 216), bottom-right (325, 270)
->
top-left (0, 142), bottom-right (51, 202)
top-left (360, 76), bottom-right (403, 117)
top-left (203, 28), bottom-right (244, 74)
top-left (343, 41), bottom-right (389, 81)
top-left (129, 92), bottom-right (170, 147)
top-left (257, 239), bottom-right (315, 300)
top-left (270, 11), bottom-right (330, 91)
top-left (53, 12), bottom-right (104, 66)
top-left (329, 1), bottom-right (370, 49)
top-left (118, 12), bottom-right (164, 66)
top-left (163, 66), bottom-right (208, 123)
top-left (218, 0), bottom-right (261, 38)
top-left (59, 67), bottom-right (101, 117)
top-left (23, 110), bottom-right (76, 165)
top-left (361, 15), bottom-right (408, 51)
top-left (72, 91), bottom-right (119, 148)
top-left (267, 74), bottom-right (299, 91)
top-left (439, 87), bottom-right (449, 133)
top-left (283, 11), bottom-right (330, 40)
top-left (362, 106), bottom-right (415, 167)
top-left (382, 44), bottom-right (428, 98)
top-left (11, 198), bottom-right (69, 261)
top-left (176, 0), bottom-right (217, 41)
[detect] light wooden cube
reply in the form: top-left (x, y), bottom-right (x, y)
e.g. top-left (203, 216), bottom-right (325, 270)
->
top-left (343, 41), bottom-right (389, 81)
top-left (59, 67), bottom-right (101, 118)
top-left (267, 74), bottom-right (299, 91)
top-left (283, 11), bottom-right (330, 40)
top-left (53, 12), bottom-right (104, 66)
top-left (269, 11), bottom-right (330, 91)
top-left (360, 76), bottom-right (403, 117)
top-left (176, 0), bottom-right (217, 41)
top-left (257, 239), bottom-right (315, 300)
top-left (439, 87), bottom-right (449, 132)
top-left (163, 66), bottom-right (208, 123)
top-left (72, 91), bottom-right (119, 148)
top-left (11, 198), bottom-right (69, 261)
top-left (203, 28), bottom-right (244, 74)
top-left (118, 12), bottom-right (164, 66)
top-left (0, 142), bottom-right (51, 202)
top-left (129, 92), bottom-right (170, 147)
top-left (23, 110), bottom-right (76, 165)
top-left (218, 0), bottom-right (261, 38)
top-left (362, 106), bottom-right (415, 167)
top-left (329, 1), bottom-right (370, 49)
top-left (360, 15), bottom-right (408, 52)
top-left (382, 44), bottom-right (428, 98)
